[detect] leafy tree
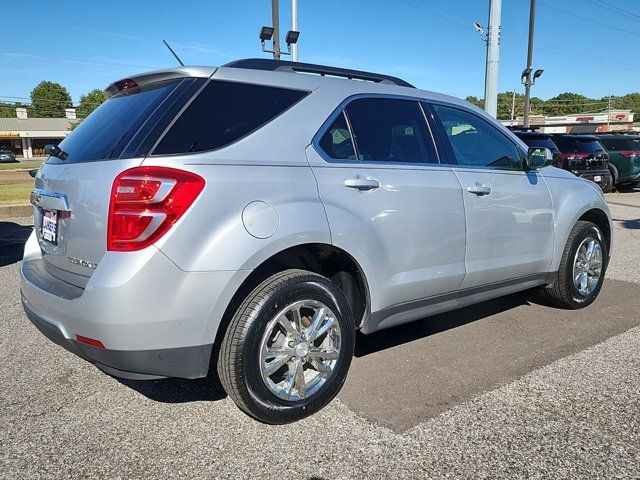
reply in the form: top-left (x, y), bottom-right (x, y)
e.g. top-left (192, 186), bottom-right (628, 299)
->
top-left (29, 81), bottom-right (72, 117)
top-left (543, 92), bottom-right (596, 116)
top-left (0, 102), bottom-right (16, 118)
top-left (77, 89), bottom-right (108, 118)
top-left (465, 96), bottom-right (484, 109)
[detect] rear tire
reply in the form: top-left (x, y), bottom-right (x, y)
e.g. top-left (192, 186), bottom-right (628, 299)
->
top-left (218, 269), bottom-right (355, 424)
top-left (542, 221), bottom-right (607, 309)
top-left (602, 169), bottom-right (614, 193)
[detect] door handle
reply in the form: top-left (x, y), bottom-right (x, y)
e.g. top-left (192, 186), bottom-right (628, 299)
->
top-left (344, 176), bottom-right (380, 191)
top-left (467, 184), bottom-right (492, 196)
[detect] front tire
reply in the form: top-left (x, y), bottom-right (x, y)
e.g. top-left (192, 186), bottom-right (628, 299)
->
top-left (543, 221), bottom-right (607, 309)
top-left (218, 269), bottom-right (355, 424)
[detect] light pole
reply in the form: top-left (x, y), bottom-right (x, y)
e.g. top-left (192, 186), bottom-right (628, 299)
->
top-left (271, 0), bottom-right (281, 59)
top-left (522, 0), bottom-right (542, 128)
top-left (292, 0), bottom-right (298, 61)
top-left (259, 0), bottom-right (300, 60)
top-left (483, 0), bottom-right (502, 118)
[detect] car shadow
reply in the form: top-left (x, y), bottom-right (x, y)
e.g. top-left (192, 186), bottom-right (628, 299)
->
top-left (354, 289), bottom-right (540, 357)
top-left (612, 218), bottom-right (640, 229)
top-left (116, 373), bottom-right (227, 403)
top-left (117, 288), bottom-right (547, 403)
top-left (0, 221), bottom-right (33, 267)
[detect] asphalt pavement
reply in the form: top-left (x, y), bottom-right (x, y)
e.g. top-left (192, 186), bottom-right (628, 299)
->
top-left (1, 191), bottom-right (639, 479)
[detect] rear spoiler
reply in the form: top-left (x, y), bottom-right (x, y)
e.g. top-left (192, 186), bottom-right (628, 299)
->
top-left (105, 66), bottom-right (217, 95)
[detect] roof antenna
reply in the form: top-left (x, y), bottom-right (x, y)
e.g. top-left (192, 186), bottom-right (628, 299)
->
top-left (162, 40), bottom-right (185, 66)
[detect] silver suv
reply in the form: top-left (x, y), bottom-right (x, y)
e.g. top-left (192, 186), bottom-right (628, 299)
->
top-left (21, 59), bottom-right (612, 424)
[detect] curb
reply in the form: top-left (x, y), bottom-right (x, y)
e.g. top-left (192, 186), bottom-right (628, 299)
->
top-left (0, 204), bottom-right (32, 219)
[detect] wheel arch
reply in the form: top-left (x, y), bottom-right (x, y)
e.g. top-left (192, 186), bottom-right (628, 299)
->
top-left (208, 242), bottom-right (371, 372)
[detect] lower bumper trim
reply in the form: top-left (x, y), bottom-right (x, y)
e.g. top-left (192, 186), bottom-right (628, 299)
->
top-left (22, 298), bottom-right (213, 380)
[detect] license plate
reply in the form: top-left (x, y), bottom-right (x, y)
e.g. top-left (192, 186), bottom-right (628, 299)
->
top-left (594, 175), bottom-right (602, 182)
top-left (42, 209), bottom-right (58, 244)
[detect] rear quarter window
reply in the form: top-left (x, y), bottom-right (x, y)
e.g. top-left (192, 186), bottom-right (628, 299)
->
top-left (153, 81), bottom-right (309, 155)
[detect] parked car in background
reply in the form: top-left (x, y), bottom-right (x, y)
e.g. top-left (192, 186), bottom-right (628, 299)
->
top-left (551, 134), bottom-right (612, 192)
top-left (593, 133), bottom-right (640, 189)
top-left (20, 59), bottom-right (612, 424)
top-left (0, 150), bottom-right (17, 163)
top-left (510, 128), bottom-right (562, 168)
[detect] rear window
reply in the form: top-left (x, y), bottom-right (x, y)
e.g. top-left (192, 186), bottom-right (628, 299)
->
top-left (600, 137), bottom-right (640, 151)
top-left (519, 136), bottom-right (557, 151)
top-left (153, 81), bottom-right (309, 155)
top-left (553, 137), bottom-right (604, 154)
top-left (51, 80), bottom-right (182, 164)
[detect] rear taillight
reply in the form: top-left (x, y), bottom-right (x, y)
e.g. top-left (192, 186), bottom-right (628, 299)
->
top-left (619, 151), bottom-right (640, 158)
top-left (108, 166), bottom-right (205, 251)
top-left (562, 153), bottom-right (589, 160)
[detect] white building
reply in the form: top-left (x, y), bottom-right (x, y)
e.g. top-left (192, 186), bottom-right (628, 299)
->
top-left (0, 108), bottom-right (77, 158)
top-left (502, 109), bottom-right (636, 134)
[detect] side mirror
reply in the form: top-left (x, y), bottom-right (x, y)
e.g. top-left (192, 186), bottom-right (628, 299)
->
top-left (525, 147), bottom-right (553, 170)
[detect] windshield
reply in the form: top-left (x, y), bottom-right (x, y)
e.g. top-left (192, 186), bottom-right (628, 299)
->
top-left (49, 80), bottom-right (181, 164)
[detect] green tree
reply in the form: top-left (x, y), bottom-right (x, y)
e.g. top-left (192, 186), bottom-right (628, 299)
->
top-left (77, 89), bottom-right (108, 118)
top-left (543, 92), bottom-right (598, 116)
top-left (0, 102), bottom-right (16, 118)
top-left (465, 95), bottom-right (484, 109)
top-left (29, 81), bottom-right (72, 118)
top-left (611, 93), bottom-right (640, 114)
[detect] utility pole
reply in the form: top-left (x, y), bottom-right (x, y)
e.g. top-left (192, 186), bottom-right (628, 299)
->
top-left (271, 0), bottom-right (281, 60)
top-left (511, 91), bottom-right (516, 121)
top-left (606, 93), bottom-right (612, 132)
top-left (523, 0), bottom-right (536, 127)
top-left (483, 0), bottom-right (502, 118)
top-left (291, 0), bottom-right (298, 61)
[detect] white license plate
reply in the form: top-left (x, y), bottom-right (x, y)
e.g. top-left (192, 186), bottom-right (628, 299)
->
top-left (594, 175), bottom-right (602, 182)
top-left (42, 209), bottom-right (58, 244)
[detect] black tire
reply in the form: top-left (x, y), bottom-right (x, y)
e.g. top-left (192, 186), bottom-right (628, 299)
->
top-left (542, 221), bottom-right (607, 309)
top-left (217, 269), bottom-right (355, 424)
top-left (601, 170), bottom-right (614, 193)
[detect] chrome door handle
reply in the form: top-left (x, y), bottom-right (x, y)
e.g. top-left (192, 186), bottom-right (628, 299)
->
top-left (467, 184), bottom-right (492, 196)
top-left (344, 176), bottom-right (380, 191)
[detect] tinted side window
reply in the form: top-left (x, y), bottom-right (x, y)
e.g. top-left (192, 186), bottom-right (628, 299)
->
top-left (600, 138), bottom-right (632, 151)
top-left (346, 98), bottom-right (437, 163)
top-left (434, 105), bottom-right (522, 170)
top-left (154, 81), bottom-right (308, 154)
top-left (319, 112), bottom-right (356, 160)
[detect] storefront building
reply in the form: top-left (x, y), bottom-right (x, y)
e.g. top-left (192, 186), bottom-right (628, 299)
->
top-left (0, 110), bottom-right (76, 158)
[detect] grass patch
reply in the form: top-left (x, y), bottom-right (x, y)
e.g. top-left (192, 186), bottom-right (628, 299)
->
top-left (0, 160), bottom-right (43, 171)
top-left (0, 183), bottom-right (33, 205)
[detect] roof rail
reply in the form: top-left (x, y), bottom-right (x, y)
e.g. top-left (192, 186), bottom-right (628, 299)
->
top-left (223, 58), bottom-right (415, 88)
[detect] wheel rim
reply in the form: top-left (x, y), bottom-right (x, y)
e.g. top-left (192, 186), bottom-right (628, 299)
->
top-left (572, 236), bottom-right (603, 297)
top-left (259, 300), bottom-right (341, 401)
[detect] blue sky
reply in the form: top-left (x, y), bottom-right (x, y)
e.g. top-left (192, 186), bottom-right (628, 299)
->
top-left (3, 0), bottom-right (640, 105)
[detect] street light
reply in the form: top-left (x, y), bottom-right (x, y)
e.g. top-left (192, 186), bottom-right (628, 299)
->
top-left (533, 69), bottom-right (544, 84)
top-left (259, 26), bottom-right (274, 42)
top-left (285, 30), bottom-right (300, 46)
top-left (259, 27), bottom-right (300, 58)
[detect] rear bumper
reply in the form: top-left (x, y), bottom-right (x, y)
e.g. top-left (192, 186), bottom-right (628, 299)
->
top-left (574, 169), bottom-right (611, 188)
top-left (22, 297), bottom-right (211, 379)
top-left (19, 230), bottom-right (249, 379)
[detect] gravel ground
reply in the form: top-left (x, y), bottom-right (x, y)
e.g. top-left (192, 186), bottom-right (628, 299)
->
top-left (1, 190), bottom-right (639, 479)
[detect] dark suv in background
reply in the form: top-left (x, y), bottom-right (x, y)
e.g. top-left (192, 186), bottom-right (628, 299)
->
top-left (594, 133), bottom-right (640, 189)
top-left (551, 134), bottom-right (612, 193)
top-left (511, 129), bottom-right (562, 167)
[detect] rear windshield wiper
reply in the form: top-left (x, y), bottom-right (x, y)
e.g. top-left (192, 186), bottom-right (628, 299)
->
top-left (44, 144), bottom-right (69, 160)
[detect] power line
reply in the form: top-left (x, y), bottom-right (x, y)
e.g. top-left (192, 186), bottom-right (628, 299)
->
top-left (585, 0), bottom-right (640, 23)
top-left (538, 1), bottom-right (640, 38)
